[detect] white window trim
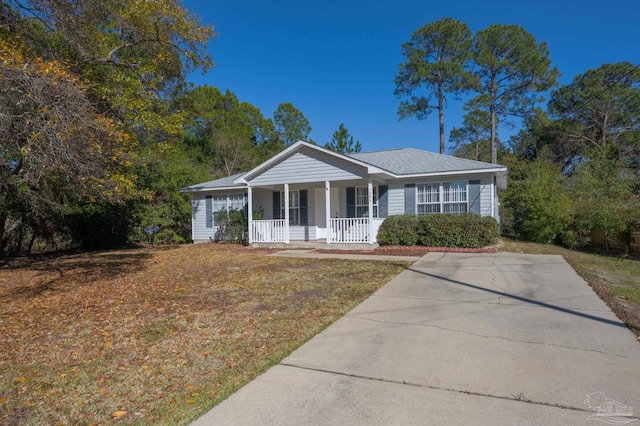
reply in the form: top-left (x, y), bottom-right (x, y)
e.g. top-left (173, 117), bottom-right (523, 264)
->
top-left (416, 181), bottom-right (468, 215)
top-left (280, 190), bottom-right (300, 225)
top-left (442, 181), bottom-right (468, 214)
top-left (212, 193), bottom-right (245, 224)
top-left (356, 186), bottom-right (378, 218)
top-left (416, 183), bottom-right (440, 214)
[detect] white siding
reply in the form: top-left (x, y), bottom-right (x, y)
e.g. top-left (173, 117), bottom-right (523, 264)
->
top-left (191, 192), bottom-right (216, 241)
top-left (289, 226), bottom-right (307, 241)
top-left (383, 174), bottom-right (496, 219)
top-left (332, 181), bottom-right (369, 217)
top-left (338, 186), bottom-right (347, 218)
top-left (388, 182), bottom-right (405, 216)
top-left (191, 189), bottom-right (247, 242)
top-left (253, 188), bottom-right (272, 220)
top-left (252, 185), bottom-right (318, 241)
top-left (191, 173), bottom-right (500, 242)
top-left (480, 178), bottom-right (492, 217)
top-left (293, 184), bottom-right (317, 227)
top-left (248, 147), bottom-right (367, 185)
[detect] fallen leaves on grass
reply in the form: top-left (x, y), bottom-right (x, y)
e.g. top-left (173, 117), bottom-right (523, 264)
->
top-left (0, 244), bottom-right (408, 425)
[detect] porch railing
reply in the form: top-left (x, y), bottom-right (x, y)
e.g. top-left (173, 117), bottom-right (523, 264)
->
top-left (251, 219), bottom-right (287, 243)
top-left (329, 218), bottom-right (369, 243)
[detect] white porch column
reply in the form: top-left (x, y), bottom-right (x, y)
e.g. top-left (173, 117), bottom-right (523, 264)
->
top-left (284, 183), bottom-right (290, 244)
top-left (368, 179), bottom-right (374, 244)
top-left (247, 186), bottom-right (253, 244)
top-left (325, 180), bottom-right (331, 245)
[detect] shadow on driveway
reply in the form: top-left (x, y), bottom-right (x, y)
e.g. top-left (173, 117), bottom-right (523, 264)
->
top-left (408, 267), bottom-right (626, 329)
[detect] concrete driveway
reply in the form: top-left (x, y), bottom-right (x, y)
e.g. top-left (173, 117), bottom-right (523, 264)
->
top-left (193, 252), bottom-right (640, 425)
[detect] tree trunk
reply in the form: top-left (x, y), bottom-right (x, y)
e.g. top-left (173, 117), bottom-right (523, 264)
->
top-left (16, 222), bottom-right (24, 256)
top-left (490, 76), bottom-right (497, 164)
top-left (16, 211), bottom-right (27, 255)
top-left (438, 83), bottom-right (445, 155)
top-left (27, 232), bottom-right (37, 256)
top-left (0, 213), bottom-right (6, 258)
top-left (0, 216), bottom-right (21, 258)
top-left (490, 103), bottom-right (497, 164)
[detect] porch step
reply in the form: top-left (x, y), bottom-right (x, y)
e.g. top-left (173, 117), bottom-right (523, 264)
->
top-left (252, 241), bottom-right (379, 251)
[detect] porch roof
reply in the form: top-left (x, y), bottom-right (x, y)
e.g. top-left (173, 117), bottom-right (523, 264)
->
top-left (179, 173), bottom-right (246, 193)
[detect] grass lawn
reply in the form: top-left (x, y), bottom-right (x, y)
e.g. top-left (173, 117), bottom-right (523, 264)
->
top-left (501, 237), bottom-right (640, 336)
top-left (0, 244), bottom-right (410, 425)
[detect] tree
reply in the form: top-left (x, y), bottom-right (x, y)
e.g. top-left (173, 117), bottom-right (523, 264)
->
top-left (469, 24), bottom-right (559, 164)
top-left (548, 62), bottom-right (640, 167)
top-left (3, 0), bottom-right (214, 142)
top-left (449, 108), bottom-right (495, 162)
top-left (0, 0), bottom-right (215, 254)
top-left (0, 38), bottom-right (135, 255)
top-left (132, 142), bottom-right (211, 243)
top-left (502, 159), bottom-right (574, 244)
top-left (325, 124), bottom-right (362, 154)
top-left (273, 102), bottom-right (312, 145)
top-left (179, 86), bottom-right (274, 176)
top-left (508, 108), bottom-right (555, 160)
top-left (395, 18), bottom-right (473, 154)
top-left (570, 158), bottom-right (639, 254)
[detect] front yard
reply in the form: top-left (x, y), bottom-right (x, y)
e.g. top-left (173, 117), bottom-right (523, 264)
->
top-left (5, 237), bottom-right (636, 425)
top-left (0, 245), bottom-right (409, 425)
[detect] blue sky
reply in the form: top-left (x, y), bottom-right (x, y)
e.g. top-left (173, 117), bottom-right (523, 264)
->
top-left (183, 0), bottom-right (639, 153)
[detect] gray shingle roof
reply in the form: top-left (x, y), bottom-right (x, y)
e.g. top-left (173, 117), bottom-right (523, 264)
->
top-left (347, 148), bottom-right (502, 175)
top-left (181, 146), bottom-right (506, 192)
top-left (180, 173), bottom-right (246, 192)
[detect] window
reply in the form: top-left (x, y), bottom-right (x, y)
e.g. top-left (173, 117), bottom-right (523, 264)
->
top-left (442, 182), bottom-right (468, 214)
top-left (356, 186), bottom-right (378, 218)
top-left (213, 195), bottom-right (227, 216)
top-left (417, 181), bottom-right (467, 215)
top-left (417, 184), bottom-right (440, 214)
top-left (213, 193), bottom-right (245, 223)
top-left (280, 190), bottom-right (300, 225)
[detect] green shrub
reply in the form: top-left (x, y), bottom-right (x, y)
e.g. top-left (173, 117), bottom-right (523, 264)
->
top-left (377, 215), bottom-right (419, 246)
top-left (502, 159), bottom-right (574, 244)
top-left (64, 203), bottom-right (131, 249)
top-left (214, 208), bottom-right (248, 244)
top-left (378, 214), bottom-right (499, 248)
top-left (154, 228), bottom-right (185, 244)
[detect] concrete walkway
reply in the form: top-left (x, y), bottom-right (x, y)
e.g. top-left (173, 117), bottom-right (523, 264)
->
top-left (193, 252), bottom-right (640, 425)
top-left (268, 249), bottom-right (421, 262)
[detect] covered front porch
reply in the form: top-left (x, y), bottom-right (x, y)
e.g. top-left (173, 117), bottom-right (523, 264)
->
top-left (247, 180), bottom-right (385, 245)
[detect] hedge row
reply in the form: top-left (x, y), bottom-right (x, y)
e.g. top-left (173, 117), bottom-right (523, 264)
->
top-left (377, 214), bottom-right (500, 248)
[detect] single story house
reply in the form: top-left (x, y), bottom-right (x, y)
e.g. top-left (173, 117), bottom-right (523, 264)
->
top-left (180, 141), bottom-right (508, 245)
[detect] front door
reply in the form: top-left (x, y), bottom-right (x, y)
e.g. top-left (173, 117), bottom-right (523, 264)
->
top-left (314, 187), bottom-right (339, 239)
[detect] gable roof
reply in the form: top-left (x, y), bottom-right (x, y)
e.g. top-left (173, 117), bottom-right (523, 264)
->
top-left (233, 141), bottom-right (385, 184)
top-left (348, 148), bottom-right (504, 175)
top-left (180, 142), bottom-right (507, 192)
